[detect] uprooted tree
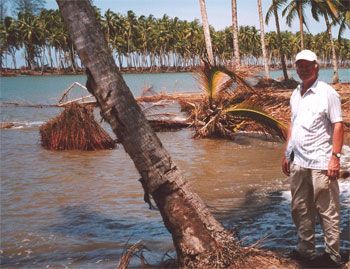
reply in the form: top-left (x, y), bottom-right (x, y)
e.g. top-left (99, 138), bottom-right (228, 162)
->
top-left (56, 0), bottom-right (295, 267)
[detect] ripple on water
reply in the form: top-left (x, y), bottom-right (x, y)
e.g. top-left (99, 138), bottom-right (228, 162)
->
top-left (1, 119), bottom-right (349, 268)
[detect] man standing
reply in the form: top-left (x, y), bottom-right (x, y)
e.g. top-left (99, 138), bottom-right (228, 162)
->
top-left (282, 50), bottom-right (344, 267)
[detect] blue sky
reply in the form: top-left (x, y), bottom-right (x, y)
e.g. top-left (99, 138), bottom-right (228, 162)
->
top-left (38, 0), bottom-right (348, 37)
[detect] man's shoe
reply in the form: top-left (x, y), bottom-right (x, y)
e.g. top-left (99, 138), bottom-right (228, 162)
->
top-left (285, 249), bottom-right (315, 263)
top-left (313, 253), bottom-right (342, 268)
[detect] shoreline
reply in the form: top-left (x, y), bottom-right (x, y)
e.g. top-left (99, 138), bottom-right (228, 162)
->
top-left (1, 65), bottom-right (350, 77)
top-left (1, 68), bottom-right (349, 145)
top-left (0, 67), bottom-right (198, 77)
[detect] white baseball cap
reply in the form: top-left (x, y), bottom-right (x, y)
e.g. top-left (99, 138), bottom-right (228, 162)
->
top-left (295, 50), bottom-right (318, 63)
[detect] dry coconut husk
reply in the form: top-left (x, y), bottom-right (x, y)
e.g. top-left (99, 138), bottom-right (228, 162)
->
top-left (40, 103), bottom-right (116, 151)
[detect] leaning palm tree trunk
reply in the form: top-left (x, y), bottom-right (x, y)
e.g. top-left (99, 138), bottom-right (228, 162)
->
top-left (56, 1), bottom-right (295, 268)
top-left (56, 0), bottom-right (235, 267)
top-left (324, 14), bottom-right (339, 83)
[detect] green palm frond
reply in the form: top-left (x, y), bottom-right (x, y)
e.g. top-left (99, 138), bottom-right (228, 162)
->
top-left (224, 104), bottom-right (287, 140)
top-left (195, 63), bottom-right (231, 108)
top-left (195, 61), bottom-right (262, 109)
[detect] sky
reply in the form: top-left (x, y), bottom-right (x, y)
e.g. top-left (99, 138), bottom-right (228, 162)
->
top-left (38, 0), bottom-right (349, 38)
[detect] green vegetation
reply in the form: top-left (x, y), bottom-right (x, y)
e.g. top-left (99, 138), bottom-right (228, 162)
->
top-left (190, 62), bottom-right (287, 140)
top-left (1, 6), bottom-right (349, 72)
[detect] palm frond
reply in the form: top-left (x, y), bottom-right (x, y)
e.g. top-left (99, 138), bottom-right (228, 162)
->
top-left (195, 61), bottom-right (263, 109)
top-left (195, 63), bottom-right (231, 108)
top-left (224, 105), bottom-right (287, 140)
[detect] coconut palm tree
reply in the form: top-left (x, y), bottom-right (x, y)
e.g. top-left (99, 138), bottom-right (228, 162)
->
top-left (0, 16), bottom-right (20, 69)
top-left (2, 4), bottom-right (350, 71)
top-left (266, 0), bottom-right (289, 80)
top-left (335, 0), bottom-right (350, 41)
top-left (199, 0), bottom-right (214, 65)
top-left (102, 9), bottom-right (117, 50)
top-left (56, 0), bottom-right (294, 267)
top-left (282, 0), bottom-right (309, 50)
top-left (257, 0), bottom-right (270, 79)
top-left (310, 0), bottom-right (340, 83)
top-left (12, 0), bottom-right (46, 16)
top-left (231, 0), bottom-right (240, 67)
top-left (17, 12), bottom-right (41, 69)
top-left (239, 26), bottom-right (261, 65)
top-left (57, 1), bottom-right (236, 267)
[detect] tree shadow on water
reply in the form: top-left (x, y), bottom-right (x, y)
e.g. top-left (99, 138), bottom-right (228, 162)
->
top-left (47, 205), bottom-right (167, 242)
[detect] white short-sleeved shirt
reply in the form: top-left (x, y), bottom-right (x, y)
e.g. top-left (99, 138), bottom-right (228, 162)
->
top-left (286, 80), bottom-right (343, 170)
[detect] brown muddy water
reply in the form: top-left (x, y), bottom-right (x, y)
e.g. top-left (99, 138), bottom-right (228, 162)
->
top-left (1, 74), bottom-right (349, 268)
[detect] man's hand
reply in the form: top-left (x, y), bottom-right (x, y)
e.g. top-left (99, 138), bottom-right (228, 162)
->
top-left (328, 155), bottom-right (340, 180)
top-left (328, 122), bottom-right (343, 180)
top-left (282, 155), bottom-right (290, 176)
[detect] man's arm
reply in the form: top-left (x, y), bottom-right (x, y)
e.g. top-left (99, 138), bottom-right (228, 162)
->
top-left (328, 122), bottom-right (344, 180)
top-left (282, 123), bottom-right (293, 176)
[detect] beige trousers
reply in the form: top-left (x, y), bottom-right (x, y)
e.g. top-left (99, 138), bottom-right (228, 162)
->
top-left (290, 163), bottom-right (341, 264)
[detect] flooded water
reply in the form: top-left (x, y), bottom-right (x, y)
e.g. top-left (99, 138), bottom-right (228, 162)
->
top-left (1, 72), bottom-right (349, 268)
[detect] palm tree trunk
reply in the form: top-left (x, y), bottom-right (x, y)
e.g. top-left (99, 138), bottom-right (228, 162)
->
top-left (69, 43), bottom-right (77, 73)
top-left (199, 0), bottom-right (214, 65)
top-left (257, 0), bottom-right (270, 79)
top-left (297, 1), bottom-right (304, 50)
top-left (48, 46), bottom-right (54, 73)
top-left (0, 48), bottom-right (3, 69)
top-left (11, 51), bottom-right (17, 72)
top-left (56, 0), bottom-right (240, 267)
top-left (324, 14), bottom-right (338, 83)
top-left (231, 0), bottom-right (240, 67)
top-left (272, 0), bottom-right (288, 81)
top-left (40, 46), bottom-right (45, 75)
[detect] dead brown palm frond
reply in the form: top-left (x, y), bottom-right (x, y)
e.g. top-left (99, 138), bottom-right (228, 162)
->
top-left (217, 66), bottom-right (263, 100)
top-left (117, 240), bottom-right (148, 269)
top-left (146, 112), bottom-right (181, 119)
top-left (40, 103), bottom-right (116, 151)
top-left (148, 118), bottom-right (191, 132)
top-left (193, 108), bottom-right (236, 140)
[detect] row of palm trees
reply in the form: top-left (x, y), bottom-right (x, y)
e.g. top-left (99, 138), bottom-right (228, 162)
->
top-left (1, 5), bottom-right (349, 76)
top-left (199, 0), bottom-right (350, 83)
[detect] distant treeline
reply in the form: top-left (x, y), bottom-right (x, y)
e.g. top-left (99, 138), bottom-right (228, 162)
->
top-left (1, 8), bottom-right (350, 73)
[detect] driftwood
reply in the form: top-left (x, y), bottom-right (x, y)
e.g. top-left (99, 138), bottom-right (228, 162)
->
top-left (0, 122), bottom-right (15, 129)
top-left (1, 102), bottom-right (46, 108)
top-left (58, 81), bottom-right (96, 107)
top-left (58, 81), bottom-right (88, 102)
top-left (148, 118), bottom-right (191, 132)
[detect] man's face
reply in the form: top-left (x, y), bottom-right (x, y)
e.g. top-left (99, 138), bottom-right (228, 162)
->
top-left (296, 60), bottom-right (318, 84)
